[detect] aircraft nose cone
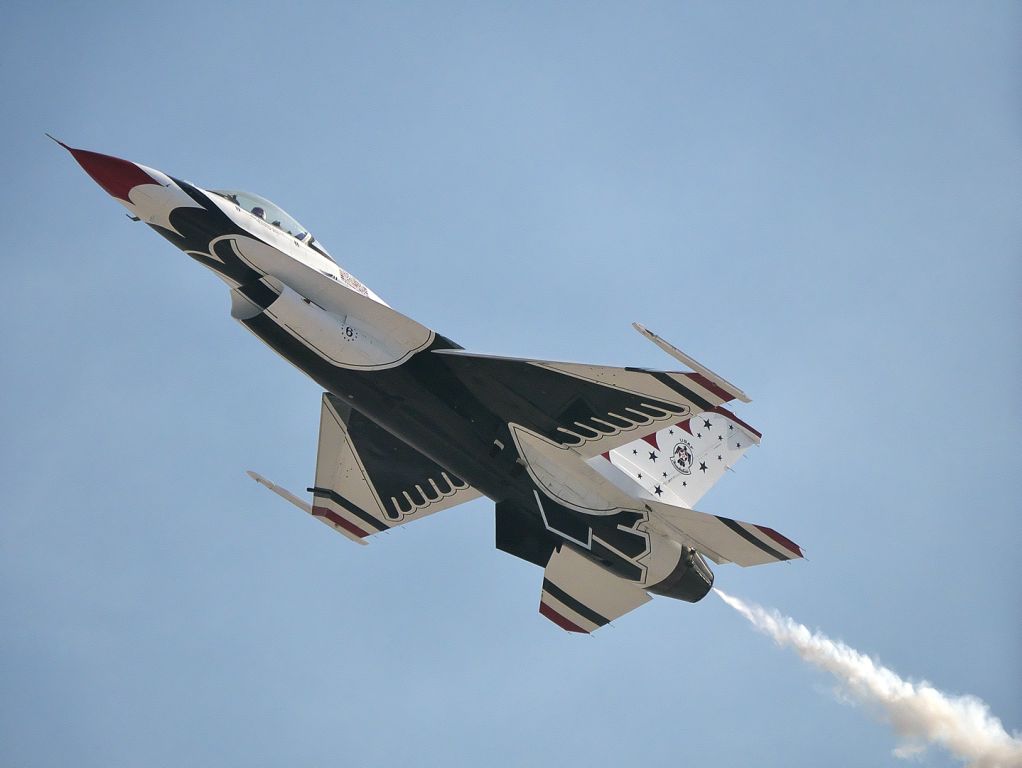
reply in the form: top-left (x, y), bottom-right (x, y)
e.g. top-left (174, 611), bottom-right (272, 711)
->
top-left (49, 136), bottom-right (157, 203)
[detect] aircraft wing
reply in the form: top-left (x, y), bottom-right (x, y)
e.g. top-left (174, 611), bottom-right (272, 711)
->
top-left (309, 393), bottom-right (482, 540)
top-left (435, 349), bottom-right (737, 459)
top-left (539, 543), bottom-right (652, 633)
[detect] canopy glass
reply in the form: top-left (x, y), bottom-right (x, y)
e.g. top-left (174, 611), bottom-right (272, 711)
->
top-left (212, 190), bottom-right (332, 260)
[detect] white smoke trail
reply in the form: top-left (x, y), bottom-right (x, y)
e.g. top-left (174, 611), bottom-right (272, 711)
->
top-left (714, 589), bottom-right (1022, 768)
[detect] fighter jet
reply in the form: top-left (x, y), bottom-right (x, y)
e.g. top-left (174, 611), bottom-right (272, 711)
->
top-left (57, 139), bottom-right (803, 633)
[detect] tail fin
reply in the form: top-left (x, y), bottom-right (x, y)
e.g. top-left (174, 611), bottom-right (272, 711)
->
top-left (592, 407), bottom-right (760, 508)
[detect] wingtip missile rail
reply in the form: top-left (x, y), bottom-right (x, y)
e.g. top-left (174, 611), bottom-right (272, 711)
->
top-left (632, 322), bottom-right (751, 404)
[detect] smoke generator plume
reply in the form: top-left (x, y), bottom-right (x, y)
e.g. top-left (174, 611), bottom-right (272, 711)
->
top-left (714, 589), bottom-right (1022, 768)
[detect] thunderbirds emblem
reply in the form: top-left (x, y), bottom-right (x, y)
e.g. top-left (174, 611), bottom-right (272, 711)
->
top-left (670, 440), bottom-right (695, 475)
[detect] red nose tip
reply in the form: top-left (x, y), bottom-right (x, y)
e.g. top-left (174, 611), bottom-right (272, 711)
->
top-left (49, 135), bottom-right (157, 203)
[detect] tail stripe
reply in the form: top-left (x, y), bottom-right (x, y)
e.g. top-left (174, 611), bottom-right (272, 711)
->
top-left (311, 506), bottom-right (370, 538)
top-left (753, 525), bottom-right (803, 558)
top-left (715, 516), bottom-right (790, 561)
top-left (542, 578), bottom-right (611, 627)
top-left (539, 602), bottom-right (587, 633)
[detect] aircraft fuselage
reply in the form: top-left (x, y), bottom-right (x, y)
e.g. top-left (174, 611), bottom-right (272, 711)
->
top-left (61, 142), bottom-right (771, 631)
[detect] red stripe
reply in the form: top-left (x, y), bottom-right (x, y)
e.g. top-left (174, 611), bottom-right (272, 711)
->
top-left (683, 372), bottom-right (734, 403)
top-left (754, 525), bottom-right (802, 558)
top-left (601, 450), bottom-right (611, 461)
top-left (677, 419), bottom-right (693, 435)
top-left (312, 506), bottom-right (369, 538)
top-left (711, 405), bottom-right (762, 439)
top-left (539, 601), bottom-right (587, 633)
top-left (641, 433), bottom-right (659, 449)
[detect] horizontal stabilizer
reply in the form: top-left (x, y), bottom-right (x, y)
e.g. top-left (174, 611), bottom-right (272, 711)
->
top-left (539, 544), bottom-right (651, 633)
top-left (648, 501), bottom-right (803, 567)
top-left (311, 393), bottom-right (481, 541)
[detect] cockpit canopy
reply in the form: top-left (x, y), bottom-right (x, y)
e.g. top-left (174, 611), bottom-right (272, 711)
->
top-left (212, 190), bottom-right (332, 260)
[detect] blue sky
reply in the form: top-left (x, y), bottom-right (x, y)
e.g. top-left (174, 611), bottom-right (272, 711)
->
top-left (2, 3), bottom-right (1019, 766)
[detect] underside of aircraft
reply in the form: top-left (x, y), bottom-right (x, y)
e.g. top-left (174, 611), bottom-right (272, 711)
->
top-left (58, 138), bottom-right (803, 633)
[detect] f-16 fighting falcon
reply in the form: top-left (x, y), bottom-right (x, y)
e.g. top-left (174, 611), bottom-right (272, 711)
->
top-left (57, 138), bottom-right (803, 633)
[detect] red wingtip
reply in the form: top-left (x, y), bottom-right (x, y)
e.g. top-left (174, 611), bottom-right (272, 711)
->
top-left (52, 137), bottom-right (157, 203)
